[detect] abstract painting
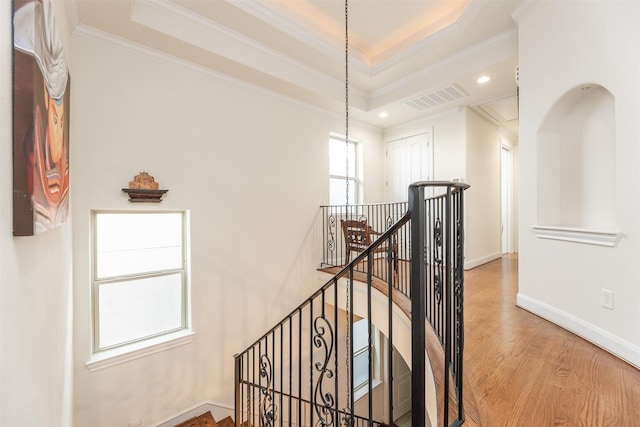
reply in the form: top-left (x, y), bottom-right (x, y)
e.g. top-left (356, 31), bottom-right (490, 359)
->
top-left (12, 0), bottom-right (70, 236)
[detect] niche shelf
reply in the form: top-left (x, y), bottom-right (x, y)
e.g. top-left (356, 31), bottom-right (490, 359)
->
top-left (535, 84), bottom-right (618, 246)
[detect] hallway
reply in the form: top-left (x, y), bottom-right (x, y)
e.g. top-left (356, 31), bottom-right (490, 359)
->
top-left (464, 255), bottom-right (640, 426)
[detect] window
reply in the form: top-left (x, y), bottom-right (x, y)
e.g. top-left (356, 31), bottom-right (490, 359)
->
top-left (92, 210), bottom-right (190, 353)
top-left (352, 318), bottom-right (379, 393)
top-left (329, 135), bottom-right (359, 205)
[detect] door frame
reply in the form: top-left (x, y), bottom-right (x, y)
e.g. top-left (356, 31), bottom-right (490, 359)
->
top-left (501, 142), bottom-right (516, 254)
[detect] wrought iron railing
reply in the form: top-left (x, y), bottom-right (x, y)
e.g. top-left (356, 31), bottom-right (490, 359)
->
top-left (234, 182), bottom-right (469, 427)
top-left (320, 202), bottom-right (410, 296)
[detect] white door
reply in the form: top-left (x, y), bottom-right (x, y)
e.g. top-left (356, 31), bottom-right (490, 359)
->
top-left (501, 145), bottom-right (513, 254)
top-left (392, 347), bottom-right (411, 419)
top-left (385, 132), bottom-right (432, 202)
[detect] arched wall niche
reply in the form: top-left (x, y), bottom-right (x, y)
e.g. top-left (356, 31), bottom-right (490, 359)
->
top-left (534, 84), bottom-right (619, 246)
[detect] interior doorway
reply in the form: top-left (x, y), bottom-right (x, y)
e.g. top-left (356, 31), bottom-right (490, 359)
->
top-left (384, 131), bottom-right (433, 202)
top-left (392, 346), bottom-right (411, 420)
top-left (501, 144), bottom-right (515, 254)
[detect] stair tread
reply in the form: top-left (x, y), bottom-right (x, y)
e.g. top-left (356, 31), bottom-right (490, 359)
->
top-left (216, 416), bottom-right (234, 427)
top-left (174, 411), bottom-right (217, 427)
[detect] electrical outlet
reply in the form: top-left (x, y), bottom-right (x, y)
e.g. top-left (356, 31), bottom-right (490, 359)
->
top-left (601, 289), bottom-right (614, 310)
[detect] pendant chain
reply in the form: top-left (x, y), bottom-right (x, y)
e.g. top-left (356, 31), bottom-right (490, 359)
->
top-left (344, 0), bottom-right (349, 210)
top-left (343, 0), bottom-right (352, 425)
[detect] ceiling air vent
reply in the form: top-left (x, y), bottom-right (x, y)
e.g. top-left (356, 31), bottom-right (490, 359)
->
top-left (403, 85), bottom-right (467, 111)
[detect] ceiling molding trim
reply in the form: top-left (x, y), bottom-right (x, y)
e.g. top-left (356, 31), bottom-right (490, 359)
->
top-left (511, 0), bottom-right (538, 24)
top-left (471, 92), bottom-right (518, 107)
top-left (63, 0), bottom-right (81, 33)
top-left (72, 24), bottom-right (254, 83)
top-left (228, 0), bottom-right (374, 75)
top-left (370, 28), bottom-right (517, 100)
top-left (384, 106), bottom-right (463, 136)
top-left (369, 0), bottom-right (487, 75)
top-left (72, 24), bottom-right (359, 116)
top-left (129, 0), bottom-right (368, 104)
top-left (472, 105), bottom-right (504, 126)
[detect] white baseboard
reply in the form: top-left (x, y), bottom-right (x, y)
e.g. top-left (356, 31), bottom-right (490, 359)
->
top-left (464, 251), bottom-right (502, 270)
top-left (151, 400), bottom-right (234, 427)
top-left (516, 293), bottom-right (640, 369)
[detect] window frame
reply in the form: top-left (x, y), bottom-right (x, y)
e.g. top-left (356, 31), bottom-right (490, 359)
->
top-left (329, 133), bottom-right (360, 205)
top-left (352, 318), bottom-right (381, 397)
top-left (90, 209), bottom-right (191, 356)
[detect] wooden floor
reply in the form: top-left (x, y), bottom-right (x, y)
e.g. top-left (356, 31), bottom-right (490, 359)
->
top-left (174, 412), bottom-right (237, 427)
top-left (465, 255), bottom-right (640, 426)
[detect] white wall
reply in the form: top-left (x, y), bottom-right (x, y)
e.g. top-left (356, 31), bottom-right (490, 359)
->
top-left (517, 1), bottom-right (640, 366)
top-left (501, 134), bottom-right (518, 253)
top-left (384, 108), bottom-right (507, 269)
top-left (0, 1), bottom-right (74, 426)
top-left (464, 108), bottom-right (502, 268)
top-left (384, 109), bottom-right (467, 185)
top-left (70, 29), bottom-right (384, 426)
top-left (360, 126), bottom-right (386, 204)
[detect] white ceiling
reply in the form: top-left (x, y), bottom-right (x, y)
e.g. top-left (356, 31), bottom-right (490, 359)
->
top-left (69, 0), bottom-right (522, 133)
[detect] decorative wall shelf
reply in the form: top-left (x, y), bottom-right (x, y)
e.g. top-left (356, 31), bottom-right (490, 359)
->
top-left (532, 225), bottom-right (620, 247)
top-left (122, 172), bottom-right (168, 202)
top-left (122, 188), bottom-right (168, 203)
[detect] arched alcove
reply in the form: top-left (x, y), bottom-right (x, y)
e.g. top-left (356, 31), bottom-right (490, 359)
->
top-left (535, 84), bottom-right (618, 246)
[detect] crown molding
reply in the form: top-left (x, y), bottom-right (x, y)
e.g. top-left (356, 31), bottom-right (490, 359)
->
top-left (72, 24), bottom-right (378, 124)
top-left (130, 0), bottom-right (343, 86)
top-left (63, 0), bottom-right (80, 33)
top-left (511, 0), bottom-right (538, 24)
top-left (73, 24), bottom-right (236, 80)
top-left (223, 0), bottom-right (489, 78)
top-left (370, 28), bottom-right (517, 102)
top-left (228, 0), bottom-right (372, 75)
top-left (369, 0), bottom-right (486, 75)
top-left (128, 0), bottom-right (371, 106)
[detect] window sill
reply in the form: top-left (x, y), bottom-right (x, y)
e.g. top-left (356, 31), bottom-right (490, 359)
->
top-left (85, 329), bottom-right (194, 372)
top-left (354, 378), bottom-right (383, 403)
top-left (532, 225), bottom-right (620, 247)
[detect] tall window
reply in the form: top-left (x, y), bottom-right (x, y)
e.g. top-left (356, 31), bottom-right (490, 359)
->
top-left (329, 135), bottom-right (358, 205)
top-left (92, 210), bottom-right (190, 352)
top-left (352, 318), bottom-right (380, 394)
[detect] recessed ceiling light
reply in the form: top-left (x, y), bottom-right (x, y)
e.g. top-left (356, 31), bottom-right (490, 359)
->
top-left (477, 75), bottom-right (490, 84)
top-left (379, 112), bottom-right (389, 118)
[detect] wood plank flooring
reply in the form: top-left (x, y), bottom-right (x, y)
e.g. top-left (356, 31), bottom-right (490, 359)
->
top-left (173, 412), bottom-right (236, 427)
top-left (465, 255), bottom-right (640, 426)
top-left (174, 412), bottom-right (217, 427)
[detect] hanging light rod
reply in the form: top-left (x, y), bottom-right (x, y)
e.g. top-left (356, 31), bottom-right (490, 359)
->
top-left (344, 0), bottom-right (350, 209)
top-left (342, 3), bottom-right (354, 426)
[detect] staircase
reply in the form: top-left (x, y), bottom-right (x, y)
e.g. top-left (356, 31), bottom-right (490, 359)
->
top-left (174, 412), bottom-right (235, 427)
top-left (234, 182), bottom-right (472, 427)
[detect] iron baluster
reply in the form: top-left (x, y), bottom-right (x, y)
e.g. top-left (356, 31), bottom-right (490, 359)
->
top-left (235, 182), bottom-right (469, 427)
top-left (313, 314), bottom-right (336, 426)
top-left (259, 354), bottom-right (277, 427)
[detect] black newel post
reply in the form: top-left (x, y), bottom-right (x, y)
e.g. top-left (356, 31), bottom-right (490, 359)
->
top-left (409, 184), bottom-right (426, 427)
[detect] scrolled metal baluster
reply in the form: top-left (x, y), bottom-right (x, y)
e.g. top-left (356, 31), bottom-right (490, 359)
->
top-left (433, 218), bottom-right (443, 264)
top-left (455, 219), bottom-right (464, 317)
top-left (340, 408), bottom-right (353, 427)
top-left (313, 315), bottom-right (336, 426)
top-left (259, 354), bottom-right (277, 427)
top-left (453, 211), bottom-right (465, 420)
top-left (328, 215), bottom-right (337, 254)
top-left (434, 273), bottom-right (443, 304)
top-left (433, 218), bottom-right (443, 304)
top-left (454, 219), bottom-right (464, 363)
